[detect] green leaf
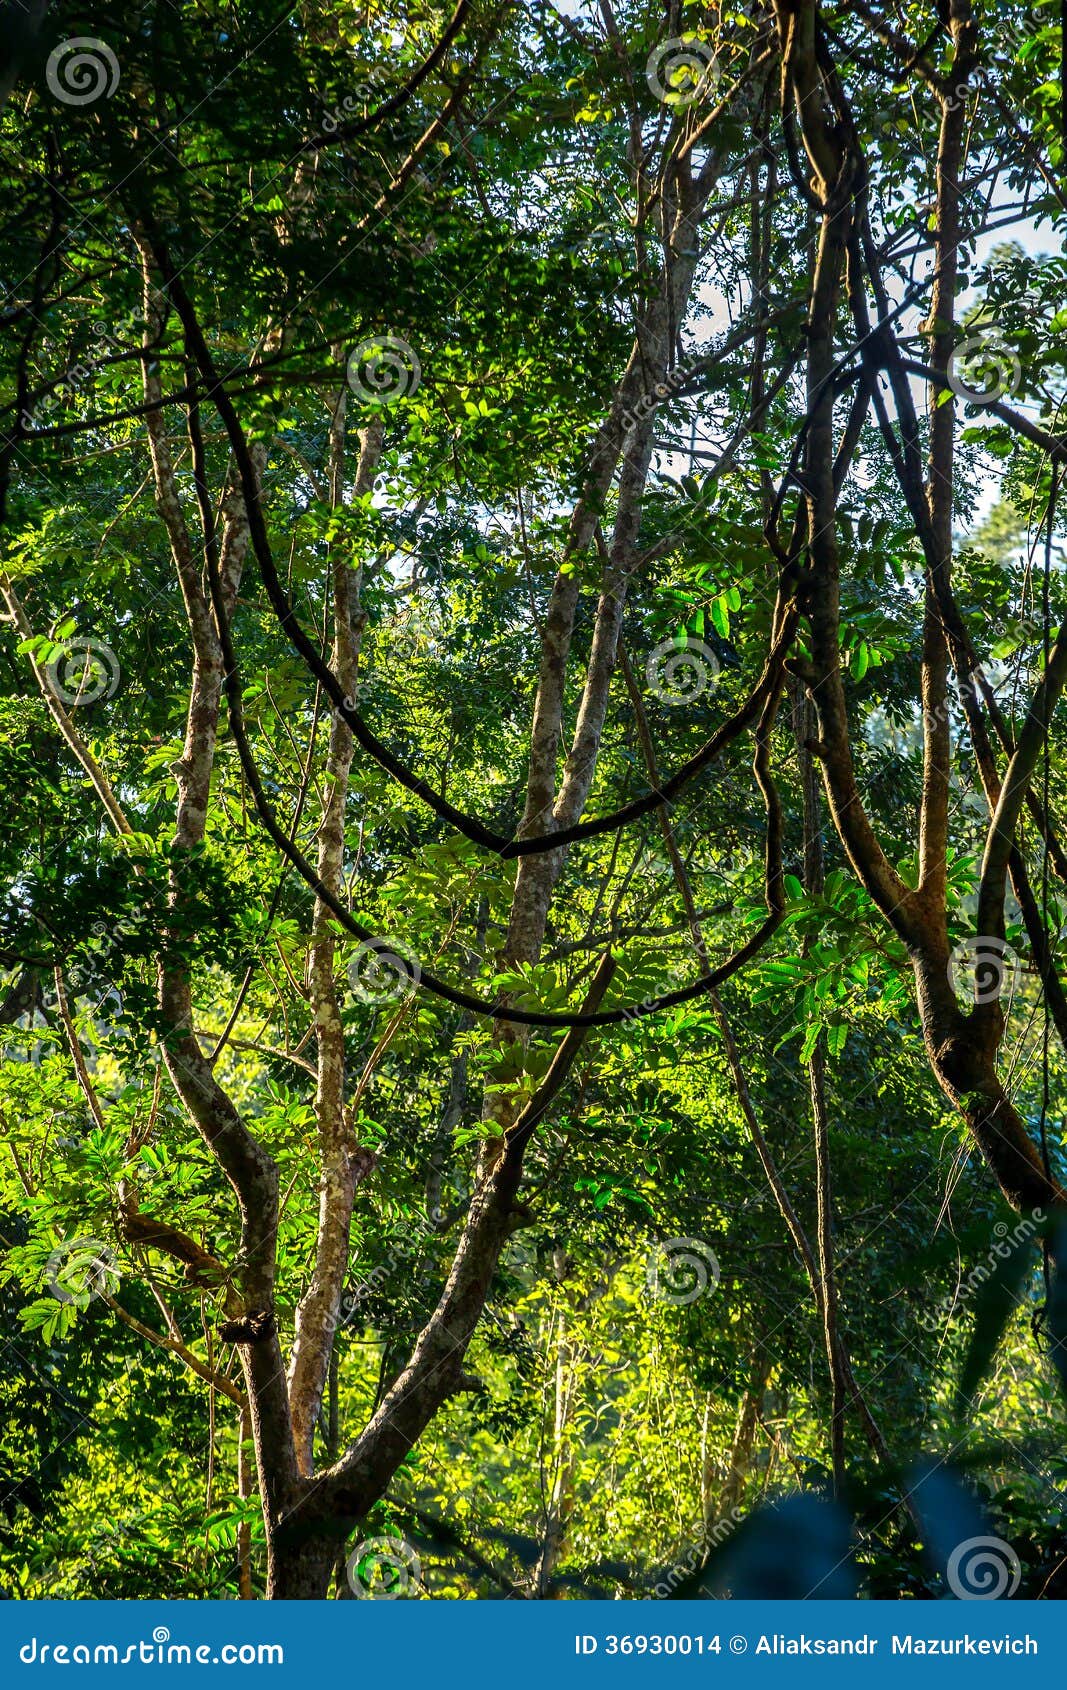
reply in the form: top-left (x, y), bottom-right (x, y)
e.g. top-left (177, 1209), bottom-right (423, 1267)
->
top-left (799, 1022), bottom-right (823, 1063)
top-left (955, 1222), bottom-right (1040, 1415)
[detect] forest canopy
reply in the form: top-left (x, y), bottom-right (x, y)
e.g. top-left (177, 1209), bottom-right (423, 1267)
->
top-left (1, 0), bottom-right (1067, 1602)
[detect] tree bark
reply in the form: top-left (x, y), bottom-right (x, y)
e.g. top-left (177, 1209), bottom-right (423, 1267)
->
top-left (288, 406), bottom-right (382, 1476)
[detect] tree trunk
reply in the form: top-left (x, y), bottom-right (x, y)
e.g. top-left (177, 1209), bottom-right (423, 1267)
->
top-left (713, 1347), bottom-right (771, 1528)
top-left (267, 1534), bottom-right (341, 1601)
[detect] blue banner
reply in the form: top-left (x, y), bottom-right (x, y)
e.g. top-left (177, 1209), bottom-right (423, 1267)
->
top-left (4, 1601), bottom-right (1063, 1687)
